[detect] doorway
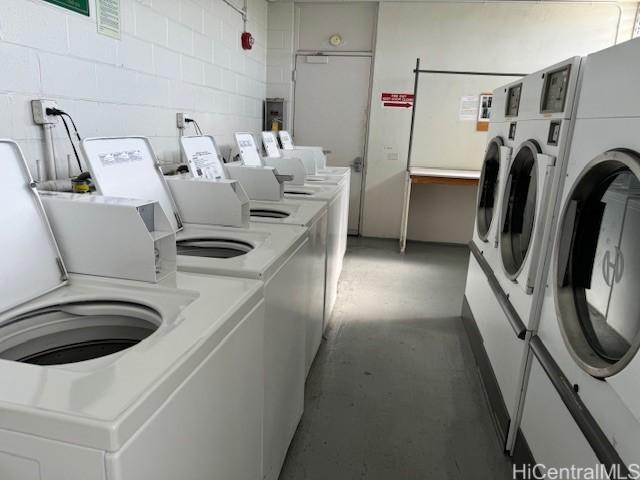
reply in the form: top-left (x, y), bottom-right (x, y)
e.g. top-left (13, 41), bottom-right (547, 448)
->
top-left (293, 54), bottom-right (372, 234)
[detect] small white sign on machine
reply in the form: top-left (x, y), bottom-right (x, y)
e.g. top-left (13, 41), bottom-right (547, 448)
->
top-left (459, 95), bottom-right (480, 121)
top-left (188, 150), bottom-right (225, 180)
top-left (262, 132), bottom-right (282, 158)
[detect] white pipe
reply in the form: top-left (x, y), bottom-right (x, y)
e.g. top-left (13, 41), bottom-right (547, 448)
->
top-left (43, 124), bottom-right (57, 181)
top-left (364, 0), bottom-right (626, 44)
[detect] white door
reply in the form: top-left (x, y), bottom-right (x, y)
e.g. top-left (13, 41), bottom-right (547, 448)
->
top-left (293, 55), bottom-right (372, 234)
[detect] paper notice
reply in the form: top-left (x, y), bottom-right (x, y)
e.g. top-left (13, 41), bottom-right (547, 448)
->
top-left (459, 95), bottom-right (480, 121)
top-left (188, 150), bottom-right (225, 180)
top-left (97, 0), bottom-right (121, 39)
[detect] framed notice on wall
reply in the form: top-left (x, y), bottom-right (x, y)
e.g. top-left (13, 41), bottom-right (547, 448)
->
top-left (476, 93), bottom-right (493, 132)
top-left (97, 0), bottom-right (121, 39)
top-left (43, 0), bottom-right (90, 16)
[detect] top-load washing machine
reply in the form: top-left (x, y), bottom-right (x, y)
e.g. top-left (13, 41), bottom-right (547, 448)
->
top-left (179, 134), bottom-right (328, 375)
top-left (517, 38), bottom-right (640, 470)
top-left (262, 130), bottom-right (351, 265)
top-left (234, 132), bottom-right (347, 324)
top-left (81, 136), bottom-right (310, 480)
top-left (0, 139), bottom-right (266, 480)
top-left (263, 130), bottom-right (351, 182)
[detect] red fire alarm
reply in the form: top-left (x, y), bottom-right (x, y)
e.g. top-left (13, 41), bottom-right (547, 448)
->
top-left (241, 32), bottom-right (254, 50)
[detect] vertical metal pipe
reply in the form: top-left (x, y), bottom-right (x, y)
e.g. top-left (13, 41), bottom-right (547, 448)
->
top-left (405, 58), bottom-right (420, 173)
top-left (43, 124), bottom-right (57, 181)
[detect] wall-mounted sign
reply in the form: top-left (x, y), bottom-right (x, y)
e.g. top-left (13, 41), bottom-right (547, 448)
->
top-left (97, 0), bottom-right (121, 39)
top-left (43, 0), bottom-right (89, 16)
top-left (381, 92), bottom-right (414, 109)
top-left (477, 93), bottom-right (493, 132)
top-left (458, 95), bottom-right (479, 121)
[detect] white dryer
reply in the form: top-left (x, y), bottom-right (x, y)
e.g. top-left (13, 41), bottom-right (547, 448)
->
top-left (180, 134), bottom-right (327, 375)
top-left (497, 57), bottom-right (582, 321)
top-left (81, 136), bottom-right (310, 480)
top-left (466, 57), bottom-right (583, 443)
top-left (0, 140), bottom-right (266, 480)
top-left (464, 77), bottom-right (528, 436)
top-left (518, 38), bottom-right (640, 468)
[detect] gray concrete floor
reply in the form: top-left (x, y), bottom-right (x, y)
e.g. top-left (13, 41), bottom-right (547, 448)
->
top-left (279, 237), bottom-right (513, 480)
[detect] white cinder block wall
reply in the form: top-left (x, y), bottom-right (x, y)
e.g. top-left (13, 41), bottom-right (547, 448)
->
top-left (0, 0), bottom-right (267, 178)
top-left (266, 1), bottom-right (294, 129)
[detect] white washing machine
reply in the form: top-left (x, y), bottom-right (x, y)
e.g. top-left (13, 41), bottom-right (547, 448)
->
top-left (263, 131), bottom-right (351, 182)
top-left (180, 134), bottom-right (328, 375)
top-left (263, 130), bottom-right (351, 264)
top-left (0, 139), bottom-right (266, 480)
top-left (517, 38), bottom-right (640, 468)
top-left (81, 136), bottom-right (310, 480)
top-left (234, 133), bottom-right (346, 325)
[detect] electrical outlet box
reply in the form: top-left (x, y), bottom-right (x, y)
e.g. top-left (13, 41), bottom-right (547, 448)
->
top-left (176, 113), bottom-right (187, 129)
top-left (32, 99), bottom-right (59, 125)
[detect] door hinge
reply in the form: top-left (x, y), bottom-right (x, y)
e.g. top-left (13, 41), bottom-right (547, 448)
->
top-left (292, 70), bottom-right (297, 82)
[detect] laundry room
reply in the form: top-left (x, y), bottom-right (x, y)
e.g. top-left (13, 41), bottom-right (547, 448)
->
top-left (0, 0), bottom-right (639, 478)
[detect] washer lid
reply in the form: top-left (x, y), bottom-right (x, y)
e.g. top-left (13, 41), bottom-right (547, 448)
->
top-left (279, 131), bottom-right (295, 150)
top-left (234, 132), bottom-right (263, 167)
top-left (261, 131), bottom-right (282, 158)
top-left (0, 140), bottom-right (67, 314)
top-left (82, 137), bottom-right (183, 233)
top-left (180, 135), bottom-right (227, 181)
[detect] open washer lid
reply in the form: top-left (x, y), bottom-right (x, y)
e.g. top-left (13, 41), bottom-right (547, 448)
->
top-left (261, 131), bottom-right (282, 158)
top-left (180, 135), bottom-right (227, 180)
top-left (0, 140), bottom-right (67, 314)
top-left (82, 137), bottom-right (183, 233)
top-left (279, 130), bottom-right (295, 150)
top-left (234, 132), bottom-right (264, 167)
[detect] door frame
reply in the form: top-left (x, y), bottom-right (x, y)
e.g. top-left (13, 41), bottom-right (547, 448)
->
top-left (292, 52), bottom-right (375, 236)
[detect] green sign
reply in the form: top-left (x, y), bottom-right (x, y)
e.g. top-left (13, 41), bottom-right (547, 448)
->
top-left (43, 0), bottom-right (90, 16)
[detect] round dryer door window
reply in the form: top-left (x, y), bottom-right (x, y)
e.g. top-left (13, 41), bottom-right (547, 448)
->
top-left (555, 150), bottom-right (640, 377)
top-left (476, 137), bottom-right (504, 241)
top-left (500, 140), bottom-right (541, 278)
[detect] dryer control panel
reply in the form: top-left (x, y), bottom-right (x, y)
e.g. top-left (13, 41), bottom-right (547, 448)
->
top-left (540, 65), bottom-right (571, 113)
top-left (505, 83), bottom-right (522, 117)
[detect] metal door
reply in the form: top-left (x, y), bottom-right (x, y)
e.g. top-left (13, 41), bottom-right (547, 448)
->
top-left (293, 54), bottom-right (372, 234)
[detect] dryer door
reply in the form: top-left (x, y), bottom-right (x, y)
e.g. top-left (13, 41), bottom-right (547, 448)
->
top-left (476, 137), bottom-right (504, 242)
top-left (500, 140), bottom-right (542, 279)
top-left (555, 149), bottom-right (640, 379)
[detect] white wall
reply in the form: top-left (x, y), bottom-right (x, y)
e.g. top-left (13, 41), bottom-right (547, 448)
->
top-left (363, 1), bottom-right (638, 243)
top-left (266, 1), bottom-right (294, 129)
top-left (0, 0), bottom-right (267, 178)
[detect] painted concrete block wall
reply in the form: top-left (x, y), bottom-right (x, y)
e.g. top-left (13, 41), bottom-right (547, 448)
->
top-left (362, 1), bottom-right (638, 243)
top-left (266, 1), bottom-right (294, 130)
top-left (0, 0), bottom-right (267, 178)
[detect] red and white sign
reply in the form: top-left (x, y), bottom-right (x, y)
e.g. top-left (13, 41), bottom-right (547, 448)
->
top-left (381, 92), bottom-right (414, 109)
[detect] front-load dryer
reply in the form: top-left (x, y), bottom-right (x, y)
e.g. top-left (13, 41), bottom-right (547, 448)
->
top-left (464, 76), bottom-right (527, 438)
top-left (517, 38), bottom-right (640, 469)
top-left (466, 57), bottom-right (583, 444)
top-left (0, 139), bottom-right (266, 480)
top-left (81, 136), bottom-right (310, 480)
